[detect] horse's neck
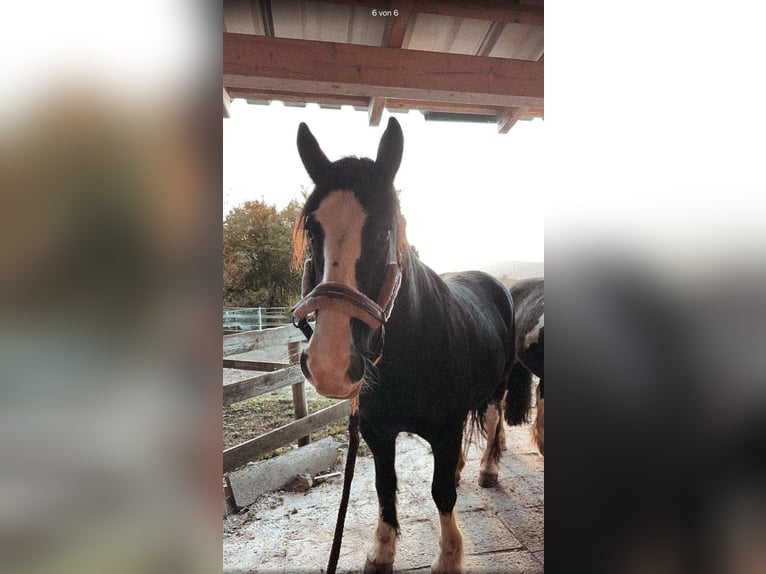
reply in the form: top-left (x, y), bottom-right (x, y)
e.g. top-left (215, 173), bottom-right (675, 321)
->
top-left (390, 248), bottom-right (449, 326)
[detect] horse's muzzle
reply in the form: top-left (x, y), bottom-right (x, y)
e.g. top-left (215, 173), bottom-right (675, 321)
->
top-left (300, 349), bottom-right (364, 399)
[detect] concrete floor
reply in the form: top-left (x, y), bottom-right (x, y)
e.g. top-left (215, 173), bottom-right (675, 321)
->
top-left (223, 417), bottom-right (544, 573)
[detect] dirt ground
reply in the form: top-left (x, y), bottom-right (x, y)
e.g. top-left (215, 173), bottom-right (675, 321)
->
top-left (223, 407), bottom-right (544, 573)
top-left (223, 384), bottom-right (347, 452)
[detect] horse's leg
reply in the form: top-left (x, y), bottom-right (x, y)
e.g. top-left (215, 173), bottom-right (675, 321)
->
top-left (478, 400), bottom-right (502, 487)
top-left (363, 431), bottom-right (399, 574)
top-left (497, 391), bottom-right (508, 452)
top-left (497, 415), bottom-right (507, 451)
top-left (430, 428), bottom-right (464, 574)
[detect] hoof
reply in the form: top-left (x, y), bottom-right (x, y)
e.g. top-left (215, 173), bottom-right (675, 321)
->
top-left (478, 471), bottom-right (498, 488)
top-left (364, 558), bottom-right (394, 574)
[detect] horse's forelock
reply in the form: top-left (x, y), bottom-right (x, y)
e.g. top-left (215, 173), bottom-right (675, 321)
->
top-left (292, 157), bottom-right (407, 276)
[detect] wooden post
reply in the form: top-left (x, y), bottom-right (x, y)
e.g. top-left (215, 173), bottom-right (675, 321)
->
top-left (288, 341), bottom-right (310, 446)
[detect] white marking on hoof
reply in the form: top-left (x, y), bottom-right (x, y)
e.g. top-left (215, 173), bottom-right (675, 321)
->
top-left (365, 517), bottom-right (396, 572)
top-left (431, 511), bottom-right (463, 574)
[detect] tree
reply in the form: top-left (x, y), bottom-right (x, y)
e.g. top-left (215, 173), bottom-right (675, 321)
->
top-left (223, 199), bottom-right (303, 308)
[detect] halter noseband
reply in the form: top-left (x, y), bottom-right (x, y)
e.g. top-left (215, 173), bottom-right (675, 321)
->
top-left (291, 229), bottom-right (402, 360)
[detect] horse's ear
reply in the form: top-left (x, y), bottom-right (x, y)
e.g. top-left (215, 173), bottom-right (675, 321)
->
top-left (297, 122), bottom-right (331, 182)
top-left (375, 117), bottom-right (403, 182)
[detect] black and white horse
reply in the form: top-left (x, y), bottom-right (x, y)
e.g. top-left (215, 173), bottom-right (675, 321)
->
top-left (292, 118), bottom-right (531, 573)
top-left (509, 278), bottom-right (544, 455)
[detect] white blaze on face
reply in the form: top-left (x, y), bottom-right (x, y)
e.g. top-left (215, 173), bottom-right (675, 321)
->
top-left (304, 190), bottom-right (367, 399)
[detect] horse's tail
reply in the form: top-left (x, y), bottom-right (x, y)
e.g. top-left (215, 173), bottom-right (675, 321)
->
top-left (504, 361), bottom-right (533, 426)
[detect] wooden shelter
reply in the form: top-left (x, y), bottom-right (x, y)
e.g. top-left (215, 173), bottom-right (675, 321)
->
top-left (223, 0), bottom-right (543, 133)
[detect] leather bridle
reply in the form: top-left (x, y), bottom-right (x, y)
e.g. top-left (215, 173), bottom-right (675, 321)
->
top-left (291, 229), bottom-right (401, 365)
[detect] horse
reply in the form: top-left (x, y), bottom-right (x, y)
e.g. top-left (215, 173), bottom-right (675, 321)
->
top-left (456, 278), bottom-right (543, 482)
top-left (291, 117), bottom-right (531, 574)
top-left (509, 278), bottom-right (544, 455)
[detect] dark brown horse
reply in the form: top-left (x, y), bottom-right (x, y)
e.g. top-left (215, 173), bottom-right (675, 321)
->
top-left (291, 118), bottom-right (531, 573)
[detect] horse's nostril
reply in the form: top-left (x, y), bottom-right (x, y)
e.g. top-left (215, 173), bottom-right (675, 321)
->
top-left (347, 353), bottom-right (365, 383)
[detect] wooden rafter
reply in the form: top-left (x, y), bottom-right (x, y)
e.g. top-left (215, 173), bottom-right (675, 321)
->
top-left (497, 107), bottom-right (527, 134)
top-left (324, 0), bottom-right (543, 26)
top-left (258, 0), bottom-right (274, 36)
top-left (223, 87), bottom-right (232, 119)
top-left (224, 33), bottom-right (543, 109)
top-left (382, 0), bottom-right (415, 47)
top-left (477, 21), bottom-right (506, 57)
top-left (368, 96), bottom-right (386, 126)
top-left (414, 0), bottom-right (543, 26)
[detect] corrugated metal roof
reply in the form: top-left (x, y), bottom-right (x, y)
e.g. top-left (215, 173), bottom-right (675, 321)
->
top-left (223, 0), bottom-right (544, 132)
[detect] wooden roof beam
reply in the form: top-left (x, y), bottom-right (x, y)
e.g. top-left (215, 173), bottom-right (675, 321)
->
top-left (223, 88), bottom-right (232, 119)
top-left (324, 0), bottom-right (543, 26)
top-left (497, 107), bottom-right (527, 134)
top-left (368, 96), bottom-right (386, 126)
top-left (224, 33), bottom-right (543, 109)
top-left (382, 0), bottom-right (415, 47)
top-left (477, 21), bottom-right (506, 57)
top-left (259, 0), bottom-right (274, 36)
top-left (414, 0), bottom-right (543, 26)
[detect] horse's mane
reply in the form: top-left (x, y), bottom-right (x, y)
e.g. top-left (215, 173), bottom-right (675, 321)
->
top-left (291, 214), bottom-right (309, 274)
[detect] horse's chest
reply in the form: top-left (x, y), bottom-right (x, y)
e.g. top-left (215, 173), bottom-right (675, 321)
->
top-left (360, 369), bottom-right (466, 437)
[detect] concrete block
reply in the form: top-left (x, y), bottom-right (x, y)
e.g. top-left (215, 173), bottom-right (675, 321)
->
top-left (226, 436), bottom-right (342, 511)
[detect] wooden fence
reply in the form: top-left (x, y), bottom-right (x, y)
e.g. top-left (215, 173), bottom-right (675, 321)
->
top-left (222, 324), bottom-right (350, 474)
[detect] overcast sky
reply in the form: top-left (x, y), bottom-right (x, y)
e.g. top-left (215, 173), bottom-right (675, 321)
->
top-left (223, 101), bottom-right (544, 274)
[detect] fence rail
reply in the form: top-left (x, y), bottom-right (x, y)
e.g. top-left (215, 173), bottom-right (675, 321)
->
top-left (223, 306), bottom-right (291, 332)
top-left (223, 324), bottom-right (305, 357)
top-left (223, 401), bottom-right (350, 473)
top-left (223, 364), bottom-right (302, 407)
top-left (222, 324), bottom-right (349, 476)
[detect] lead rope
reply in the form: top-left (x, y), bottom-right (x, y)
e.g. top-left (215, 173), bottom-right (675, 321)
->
top-left (326, 395), bottom-right (360, 574)
top-left (292, 317), bottom-right (360, 574)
